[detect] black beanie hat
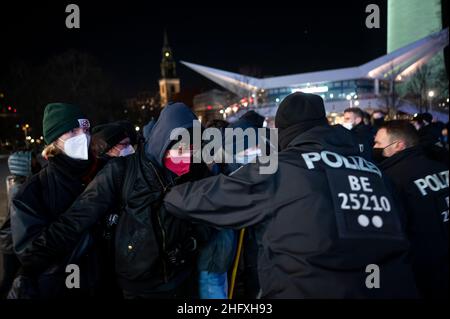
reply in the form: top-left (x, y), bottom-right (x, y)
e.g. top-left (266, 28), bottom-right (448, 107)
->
top-left (115, 120), bottom-right (138, 145)
top-left (43, 103), bottom-right (89, 144)
top-left (275, 92), bottom-right (328, 150)
top-left (92, 123), bottom-right (128, 154)
top-left (275, 92), bottom-right (327, 129)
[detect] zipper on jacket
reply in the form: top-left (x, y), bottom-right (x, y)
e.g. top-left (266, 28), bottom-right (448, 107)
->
top-left (149, 161), bottom-right (169, 283)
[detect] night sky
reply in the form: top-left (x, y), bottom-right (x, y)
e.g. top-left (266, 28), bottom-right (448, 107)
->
top-left (0, 0), bottom-right (387, 96)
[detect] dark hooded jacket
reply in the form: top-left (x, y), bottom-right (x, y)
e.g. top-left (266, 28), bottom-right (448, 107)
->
top-left (164, 124), bottom-right (418, 298)
top-left (12, 103), bottom-right (211, 298)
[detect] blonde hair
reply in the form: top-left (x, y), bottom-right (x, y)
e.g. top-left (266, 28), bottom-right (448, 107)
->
top-left (42, 142), bottom-right (62, 159)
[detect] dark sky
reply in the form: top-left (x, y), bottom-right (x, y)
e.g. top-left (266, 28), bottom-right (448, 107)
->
top-left (0, 0), bottom-right (387, 96)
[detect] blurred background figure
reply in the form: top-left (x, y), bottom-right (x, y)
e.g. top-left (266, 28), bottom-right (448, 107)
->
top-left (342, 107), bottom-right (374, 160)
top-left (411, 113), bottom-right (448, 165)
top-left (0, 149), bottom-right (41, 298)
top-left (371, 110), bottom-right (386, 131)
top-left (442, 122), bottom-right (449, 150)
top-left (206, 119), bottom-right (229, 132)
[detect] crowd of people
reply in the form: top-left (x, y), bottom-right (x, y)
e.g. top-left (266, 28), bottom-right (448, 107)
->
top-left (0, 92), bottom-right (448, 299)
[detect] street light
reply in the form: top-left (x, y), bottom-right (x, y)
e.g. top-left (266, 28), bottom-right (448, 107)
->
top-left (346, 95), bottom-right (352, 108)
top-left (346, 94), bottom-right (359, 108)
top-left (428, 90), bottom-right (435, 112)
top-left (23, 124), bottom-right (30, 141)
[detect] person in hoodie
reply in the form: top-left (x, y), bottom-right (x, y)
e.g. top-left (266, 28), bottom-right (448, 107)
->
top-left (222, 110), bottom-right (267, 299)
top-left (163, 92), bottom-right (418, 299)
top-left (10, 102), bottom-right (212, 298)
top-left (195, 118), bottom-right (234, 299)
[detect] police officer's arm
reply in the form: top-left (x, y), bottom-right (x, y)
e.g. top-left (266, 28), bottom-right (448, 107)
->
top-left (164, 162), bottom-right (279, 229)
top-left (11, 158), bottom-right (125, 274)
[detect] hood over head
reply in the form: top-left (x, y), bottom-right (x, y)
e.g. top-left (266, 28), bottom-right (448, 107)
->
top-left (145, 102), bottom-right (199, 167)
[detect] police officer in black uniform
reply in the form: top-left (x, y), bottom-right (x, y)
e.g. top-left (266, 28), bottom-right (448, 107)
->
top-left (342, 107), bottom-right (374, 160)
top-left (373, 120), bottom-right (449, 299)
top-left (163, 92), bottom-right (418, 299)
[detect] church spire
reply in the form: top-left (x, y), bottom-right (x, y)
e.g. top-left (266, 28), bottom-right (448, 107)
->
top-left (163, 29), bottom-right (169, 48)
top-left (158, 29), bottom-right (180, 107)
top-left (161, 30), bottom-right (176, 78)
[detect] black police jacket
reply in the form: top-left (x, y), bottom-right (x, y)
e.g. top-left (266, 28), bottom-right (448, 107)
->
top-left (164, 125), bottom-right (419, 298)
top-left (379, 146), bottom-right (449, 298)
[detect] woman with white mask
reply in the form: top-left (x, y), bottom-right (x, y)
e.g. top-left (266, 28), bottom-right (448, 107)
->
top-left (7, 102), bottom-right (102, 299)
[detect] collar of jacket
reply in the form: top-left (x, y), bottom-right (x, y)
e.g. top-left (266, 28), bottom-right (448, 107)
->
top-left (352, 122), bottom-right (369, 132)
top-left (49, 153), bottom-right (93, 181)
top-left (139, 149), bottom-right (170, 192)
top-left (287, 124), bottom-right (361, 157)
top-left (378, 145), bottom-right (423, 170)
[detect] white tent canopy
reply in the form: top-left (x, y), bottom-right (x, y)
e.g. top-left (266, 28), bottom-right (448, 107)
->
top-left (182, 28), bottom-right (449, 95)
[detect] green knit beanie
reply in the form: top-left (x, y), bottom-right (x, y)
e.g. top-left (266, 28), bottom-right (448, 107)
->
top-left (42, 103), bottom-right (90, 144)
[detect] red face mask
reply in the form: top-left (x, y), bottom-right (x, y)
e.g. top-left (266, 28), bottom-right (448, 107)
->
top-left (163, 144), bottom-right (192, 176)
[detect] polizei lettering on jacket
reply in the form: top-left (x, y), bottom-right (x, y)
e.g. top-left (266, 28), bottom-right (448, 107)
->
top-left (301, 151), bottom-right (382, 176)
top-left (414, 170), bottom-right (449, 196)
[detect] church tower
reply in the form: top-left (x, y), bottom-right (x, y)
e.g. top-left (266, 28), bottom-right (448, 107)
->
top-left (159, 30), bottom-right (180, 107)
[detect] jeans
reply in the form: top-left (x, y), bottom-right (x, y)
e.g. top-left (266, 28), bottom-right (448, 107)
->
top-left (199, 271), bottom-right (228, 299)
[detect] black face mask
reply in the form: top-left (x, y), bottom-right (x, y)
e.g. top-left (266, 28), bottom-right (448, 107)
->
top-left (372, 140), bottom-right (398, 164)
top-left (372, 147), bottom-right (387, 164)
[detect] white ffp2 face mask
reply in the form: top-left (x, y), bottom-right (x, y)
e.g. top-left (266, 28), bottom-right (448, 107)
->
top-left (61, 133), bottom-right (90, 160)
top-left (342, 122), bottom-right (353, 130)
top-left (119, 145), bottom-right (135, 157)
